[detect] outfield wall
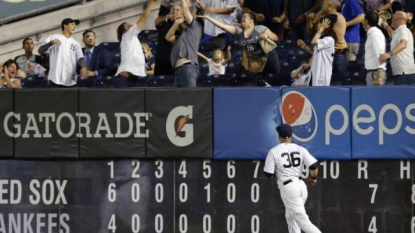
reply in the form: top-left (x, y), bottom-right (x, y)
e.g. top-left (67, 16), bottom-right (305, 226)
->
top-left (0, 87), bottom-right (414, 233)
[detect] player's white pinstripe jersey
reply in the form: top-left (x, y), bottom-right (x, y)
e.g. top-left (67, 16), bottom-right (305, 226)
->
top-left (264, 143), bottom-right (317, 183)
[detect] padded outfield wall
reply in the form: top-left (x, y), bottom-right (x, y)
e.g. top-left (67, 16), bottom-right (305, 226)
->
top-left (0, 87), bottom-right (414, 233)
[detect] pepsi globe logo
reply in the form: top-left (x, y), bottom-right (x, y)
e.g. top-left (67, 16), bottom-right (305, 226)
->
top-left (281, 91), bottom-right (318, 142)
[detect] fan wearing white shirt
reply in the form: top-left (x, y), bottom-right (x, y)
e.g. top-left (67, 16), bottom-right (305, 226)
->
top-left (379, 11), bottom-right (415, 85)
top-left (363, 11), bottom-right (387, 85)
top-left (38, 18), bottom-right (88, 87)
top-left (114, 0), bottom-right (158, 87)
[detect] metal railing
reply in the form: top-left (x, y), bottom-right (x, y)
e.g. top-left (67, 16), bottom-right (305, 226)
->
top-left (0, 0), bottom-right (153, 57)
top-left (0, 0), bottom-right (89, 26)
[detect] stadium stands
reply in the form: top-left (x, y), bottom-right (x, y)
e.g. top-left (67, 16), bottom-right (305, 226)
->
top-left (15, 29), bottom-right (410, 88)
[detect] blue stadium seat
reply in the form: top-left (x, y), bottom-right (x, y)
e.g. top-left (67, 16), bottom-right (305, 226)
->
top-left (204, 74), bottom-right (236, 87)
top-left (233, 73), bottom-right (260, 86)
top-left (99, 42), bottom-right (120, 54)
top-left (232, 50), bottom-right (242, 63)
top-left (138, 30), bottom-right (158, 42)
top-left (77, 76), bottom-right (97, 88)
top-left (20, 76), bottom-right (46, 88)
top-left (226, 62), bottom-right (242, 76)
top-left (147, 75), bottom-right (175, 87)
top-left (262, 73), bottom-right (293, 86)
top-left (199, 63), bottom-right (209, 75)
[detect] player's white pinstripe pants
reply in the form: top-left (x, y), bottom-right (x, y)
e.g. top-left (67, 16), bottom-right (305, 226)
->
top-left (278, 179), bottom-right (321, 233)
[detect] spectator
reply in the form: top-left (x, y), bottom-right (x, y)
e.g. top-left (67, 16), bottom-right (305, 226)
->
top-left (243, 0), bottom-right (286, 39)
top-left (341, 0), bottom-right (364, 61)
top-left (198, 12), bottom-right (280, 76)
top-left (78, 29), bottom-right (112, 87)
top-left (0, 60), bottom-right (22, 89)
top-left (15, 38), bottom-right (47, 78)
top-left (378, 0), bottom-right (403, 12)
top-left (310, 16), bottom-right (336, 86)
top-left (154, 5), bottom-right (177, 75)
top-left (291, 56), bottom-right (313, 86)
top-left (363, 11), bottom-right (387, 85)
top-left (312, 0), bottom-right (348, 84)
top-left (197, 46), bottom-right (232, 75)
top-left (166, 0), bottom-right (204, 87)
top-left (379, 11), bottom-right (415, 84)
top-left (38, 18), bottom-right (87, 88)
top-left (114, 0), bottom-right (158, 87)
top-left (197, 0), bottom-right (238, 49)
top-left (141, 42), bottom-right (156, 76)
top-left (231, 0), bottom-right (244, 25)
top-left (286, 0), bottom-right (321, 41)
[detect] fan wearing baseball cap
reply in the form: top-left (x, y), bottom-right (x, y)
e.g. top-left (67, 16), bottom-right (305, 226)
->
top-left (38, 18), bottom-right (87, 87)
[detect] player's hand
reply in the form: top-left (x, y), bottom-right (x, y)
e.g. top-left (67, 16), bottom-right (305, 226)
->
top-left (307, 178), bottom-right (317, 186)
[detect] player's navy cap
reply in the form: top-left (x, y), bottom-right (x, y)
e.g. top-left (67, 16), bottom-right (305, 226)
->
top-left (61, 18), bottom-right (80, 30)
top-left (276, 124), bottom-right (292, 139)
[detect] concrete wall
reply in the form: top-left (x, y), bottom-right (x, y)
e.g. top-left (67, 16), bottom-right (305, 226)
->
top-left (0, 0), bottom-right (160, 63)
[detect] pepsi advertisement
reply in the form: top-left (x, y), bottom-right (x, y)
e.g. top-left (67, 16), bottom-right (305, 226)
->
top-left (214, 87), bottom-right (352, 160)
top-left (280, 87), bottom-right (351, 160)
top-left (351, 86), bottom-right (415, 159)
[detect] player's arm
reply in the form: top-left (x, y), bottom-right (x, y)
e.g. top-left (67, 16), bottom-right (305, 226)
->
top-left (263, 150), bottom-right (276, 179)
top-left (263, 171), bottom-right (274, 178)
top-left (307, 162), bottom-right (318, 185)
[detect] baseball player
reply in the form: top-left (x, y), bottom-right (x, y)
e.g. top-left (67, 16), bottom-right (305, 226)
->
top-left (38, 18), bottom-right (88, 87)
top-left (264, 124), bottom-right (321, 233)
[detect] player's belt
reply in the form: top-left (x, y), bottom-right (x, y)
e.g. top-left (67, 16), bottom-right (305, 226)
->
top-left (283, 177), bottom-right (302, 186)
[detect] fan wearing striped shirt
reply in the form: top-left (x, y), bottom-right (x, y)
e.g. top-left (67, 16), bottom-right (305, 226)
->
top-left (263, 124), bottom-right (321, 233)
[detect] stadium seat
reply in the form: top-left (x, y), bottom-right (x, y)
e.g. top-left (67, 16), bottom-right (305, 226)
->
top-left (138, 30), bottom-right (158, 43)
top-left (262, 73), bottom-right (293, 86)
top-left (233, 73), bottom-right (260, 87)
top-left (204, 74), bottom-right (236, 87)
top-left (199, 63), bottom-right (209, 75)
top-left (99, 42), bottom-right (120, 54)
top-left (77, 76), bottom-right (97, 88)
top-left (147, 75), bottom-right (175, 87)
top-left (226, 62), bottom-right (242, 76)
top-left (20, 76), bottom-right (46, 88)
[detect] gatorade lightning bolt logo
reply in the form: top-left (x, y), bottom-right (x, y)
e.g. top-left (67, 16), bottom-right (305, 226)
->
top-left (166, 106), bottom-right (194, 147)
top-left (281, 91), bottom-right (318, 142)
top-left (176, 115), bottom-right (190, 137)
